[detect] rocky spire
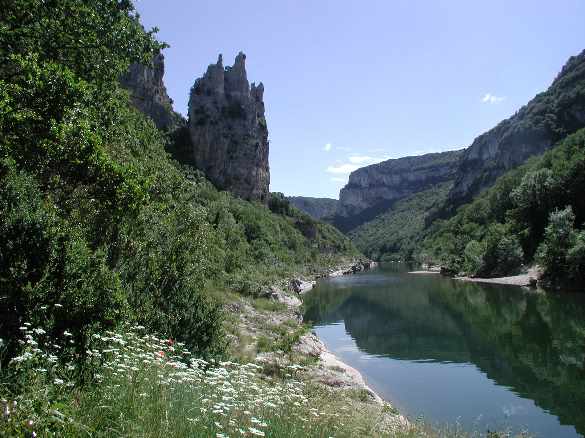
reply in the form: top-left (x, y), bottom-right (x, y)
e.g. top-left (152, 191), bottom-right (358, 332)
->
top-left (186, 52), bottom-right (270, 202)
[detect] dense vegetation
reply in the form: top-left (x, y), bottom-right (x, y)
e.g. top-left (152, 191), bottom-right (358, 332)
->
top-left (349, 183), bottom-right (452, 262)
top-left (0, 0), bottom-right (358, 362)
top-left (423, 128), bottom-right (585, 287)
top-left (287, 196), bottom-right (339, 220)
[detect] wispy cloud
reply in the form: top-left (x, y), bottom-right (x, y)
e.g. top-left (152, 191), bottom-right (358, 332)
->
top-left (326, 163), bottom-right (360, 174)
top-left (326, 155), bottom-right (388, 175)
top-left (324, 143), bottom-right (332, 152)
top-left (481, 93), bottom-right (506, 104)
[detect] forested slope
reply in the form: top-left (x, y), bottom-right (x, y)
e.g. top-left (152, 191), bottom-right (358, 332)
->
top-left (423, 128), bottom-right (585, 288)
top-left (0, 0), bottom-right (359, 360)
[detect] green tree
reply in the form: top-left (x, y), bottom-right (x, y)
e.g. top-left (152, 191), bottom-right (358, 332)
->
top-left (537, 207), bottom-right (576, 285)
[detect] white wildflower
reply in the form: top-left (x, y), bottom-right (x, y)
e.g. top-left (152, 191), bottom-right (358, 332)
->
top-left (248, 427), bottom-right (265, 436)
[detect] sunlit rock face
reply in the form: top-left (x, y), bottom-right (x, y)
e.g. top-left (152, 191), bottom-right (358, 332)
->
top-left (187, 52), bottom-right (270, 202)
top-left (121, 52), bottom-right (183, 130)
top-left (446, 49), bottom-right (585, 211)
top-left (334, 150), bottom-right (463, 231)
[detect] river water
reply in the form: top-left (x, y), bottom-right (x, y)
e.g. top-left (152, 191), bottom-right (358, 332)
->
top-left (303, 263), bottom-right (585, 437)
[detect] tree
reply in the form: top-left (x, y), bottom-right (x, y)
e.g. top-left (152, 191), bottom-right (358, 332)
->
top-left (537, 207), bottom-right (576, 285)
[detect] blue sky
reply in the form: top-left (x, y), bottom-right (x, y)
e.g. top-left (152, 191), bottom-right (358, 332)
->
top-left (135, 0), bottom-right (585, 199)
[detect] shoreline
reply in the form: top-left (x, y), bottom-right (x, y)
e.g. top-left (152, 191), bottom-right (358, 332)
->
top-left (299, 261), bottom-right (406, 411)
top-left (294, 260), bottom-right (409, 428)
top-left (409, 266), bottom-right (542, 288)
top-left (232, 258), bottom-right (409, 432)
top-left (455, 266), bottom-right (542, 288)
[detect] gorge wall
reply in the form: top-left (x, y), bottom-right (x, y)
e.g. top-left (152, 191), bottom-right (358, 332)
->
top-left (186, 53), bottom-right (270, 202)
top-left (120, 52), bottom-right (183, 130)
top-left (445, 49), bottom-right (585, 212)
top-left (333, 150), bottom-right (463, 231)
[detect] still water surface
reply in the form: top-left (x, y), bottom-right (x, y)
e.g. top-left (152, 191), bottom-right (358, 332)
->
top-left (303, 264), bottom-right (585, 437)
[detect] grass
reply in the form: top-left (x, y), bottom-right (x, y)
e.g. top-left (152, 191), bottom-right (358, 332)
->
top-left (0, 324), bottom-right (533, 438)
top-left (251, 297), bottom-right (288, 313)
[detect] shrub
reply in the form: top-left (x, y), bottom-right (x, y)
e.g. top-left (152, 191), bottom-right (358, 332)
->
top-left (567, 231), bottom-right (585, 285)
top-left (537, 207), bottom-right (576, 285)
top-left (478, 224), bottom-right (524, 277)
top-left (463, 240), bottom-right (485, 276)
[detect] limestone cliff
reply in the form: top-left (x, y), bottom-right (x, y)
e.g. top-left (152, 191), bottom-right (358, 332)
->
top-left (120, 52), bottom-right (183, 130)
top-left (334, 150), bottom-right (463, 231)
top-left (186, 53), bottom-right (270, 202)
top-left (446, 49), bottom-right (585, 212)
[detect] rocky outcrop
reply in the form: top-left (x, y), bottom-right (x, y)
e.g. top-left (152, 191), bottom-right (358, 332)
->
top-left (287, 197), bottom-right (339, 220)
top-left (446, 49), bottom-right (585, 211)
top-left (334, 150), bottom-right (463, 231)
top-left (186, 53), bottom-right (270, 201)
top-left (120, 52), bottom-right (183, 130)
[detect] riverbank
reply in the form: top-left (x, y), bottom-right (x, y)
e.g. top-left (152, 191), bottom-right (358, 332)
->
top-left (409, 265), bottom-right (542, 288)
top-left (224, 259), bottom-right (410, 435)
top-left (454, 266), bottom-right (542, 288)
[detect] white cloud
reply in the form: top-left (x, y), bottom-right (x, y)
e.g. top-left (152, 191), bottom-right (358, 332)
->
top-left (324, 143), bottom-right (332, 152)
top-left (326, 155), bottom-right (388, 175)
top-left (326, 163), bottom-right (360, 174)
top-left (481, 93), bottom-right (506, 104)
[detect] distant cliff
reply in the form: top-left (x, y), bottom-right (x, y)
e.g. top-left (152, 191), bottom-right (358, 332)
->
top-left (445, 49), bottom-right (585, 212)
top-left (185, 53), bottom-right (270, 202)
top-left (288, 197), bottom-right (339, 220)
top-left (334, 150), bottom-right (463, 231)
top-left (120, 52), bottom-right (183, 130)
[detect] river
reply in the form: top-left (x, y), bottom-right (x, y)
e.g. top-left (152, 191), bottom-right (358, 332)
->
top-left (303, 263), bottom-right (585, 437)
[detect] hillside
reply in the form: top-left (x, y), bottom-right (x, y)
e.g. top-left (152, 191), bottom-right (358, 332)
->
top-left (333, 150), bottom-right (463, 232)
top-left (444, 49), bottom-right (585, 213)
top-left (424, 128), bottom-right (585, 287)
top-left (337, 49), bottom-right (585, 272)
top-left (349, 182), bottom-right (452, 261)
top-left (288, 196), bottom-right (339, 220)
top-left (0, 0), bottom-right (359, 360)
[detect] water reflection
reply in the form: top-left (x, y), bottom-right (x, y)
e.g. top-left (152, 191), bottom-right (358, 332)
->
top-left (303, 264), bottom-right (585, 437)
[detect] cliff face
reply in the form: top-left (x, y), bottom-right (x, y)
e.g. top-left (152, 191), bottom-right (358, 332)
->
top-left (120, 52), bottom-right (183, 130)
top-left (334, 150), bottom-right (463, 231)
top-left (186, 53), bottom-right (270, 202)
top-left (288, 197), bottom-right (339, 220)
top-left (446, 49), bottom-right (585, 211)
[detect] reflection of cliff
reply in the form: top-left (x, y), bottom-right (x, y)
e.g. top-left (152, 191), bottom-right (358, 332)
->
top-left (304, 277), bottom-right (585, 434)
top-left (340, 291), bottom-right (471, 363)
top-left (435, 282), bottom-right (585, 434)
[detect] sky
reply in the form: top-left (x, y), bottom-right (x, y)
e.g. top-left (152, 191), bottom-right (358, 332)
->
top-left (134, 0), bottom-right (585, 199)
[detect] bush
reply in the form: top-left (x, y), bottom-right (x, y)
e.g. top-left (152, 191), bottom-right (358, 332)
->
top-left (537, 207), bottom-right (576, 285)
top-left (567, 231), bottom-right (585, 285)
top-left (0, 161), bottom-right (127, 358)
top-left (463, 240), bottom-right (485, 276)
top-left (478, 224), bottom-right (524, 277)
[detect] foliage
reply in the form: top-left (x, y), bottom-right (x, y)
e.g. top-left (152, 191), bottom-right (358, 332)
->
top-left (350, 182), bottom-right (452, 261)
top-left (423, 128), bottom-right (585, 284)
top-left (0, 325), bottom-right (528, 438)
top-left (268, 191), bottom-right (292, 216)
top-left (0, 0), bottom-right (359, 362)
top-left (536, 207), bottom-right (585, 287)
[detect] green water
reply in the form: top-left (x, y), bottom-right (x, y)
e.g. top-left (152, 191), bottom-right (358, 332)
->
top-left (303, 263), bottom-right (585, 437)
